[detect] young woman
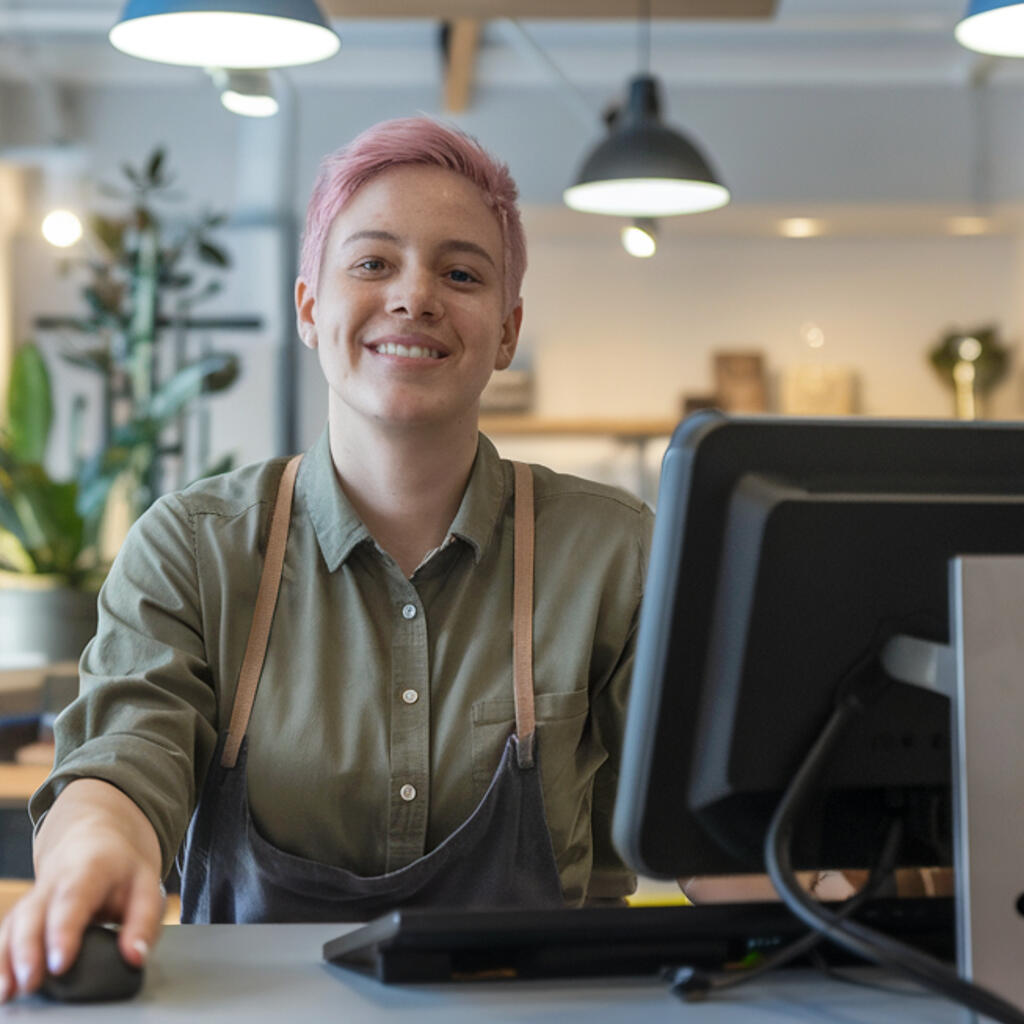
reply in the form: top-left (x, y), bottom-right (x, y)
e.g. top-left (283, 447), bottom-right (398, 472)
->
top-left (0, 118), bottom-right (652, 999)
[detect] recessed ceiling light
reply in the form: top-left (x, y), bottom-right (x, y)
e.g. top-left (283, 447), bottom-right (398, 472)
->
top-left (779, 218), bottom-right (823, 239)
top-left (947, 215), bottom-right (990, 236)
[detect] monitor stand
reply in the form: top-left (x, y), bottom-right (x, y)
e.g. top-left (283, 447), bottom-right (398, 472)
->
top-left (882, 554), bottom-right (1024, 1014)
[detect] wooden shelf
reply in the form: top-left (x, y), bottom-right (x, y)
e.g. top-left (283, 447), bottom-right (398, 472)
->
top-left (479, 416), bottom-right (677, 440)
top-left (0, 764), bottom-right (50, 808)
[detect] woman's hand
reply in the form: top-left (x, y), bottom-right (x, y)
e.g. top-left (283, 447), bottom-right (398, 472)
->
top-left (0, 779), bottom-right (165, 1002)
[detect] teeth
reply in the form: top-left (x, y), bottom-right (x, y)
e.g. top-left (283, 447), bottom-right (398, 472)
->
top-left (374, 342), bottom-right (442, 359)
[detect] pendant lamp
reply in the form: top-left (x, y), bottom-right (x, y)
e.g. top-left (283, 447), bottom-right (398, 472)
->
top-left (563, 0), bottom-right (728, 218)
top-left (956, 1), bottom-right (1024, 57)
top-left (564, 74), bottom-right (729, 217)
top-left (109, 0), bottom-right (340, 68)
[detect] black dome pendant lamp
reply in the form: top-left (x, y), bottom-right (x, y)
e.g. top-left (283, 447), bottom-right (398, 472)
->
top-left (563, 1), bottom-right (729, 217)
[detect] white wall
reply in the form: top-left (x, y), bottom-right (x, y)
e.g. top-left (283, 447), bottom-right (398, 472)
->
top-left (518, 229), bottom-right (1023, 421)
top-left (7, 78), bottom-right (1024, 503)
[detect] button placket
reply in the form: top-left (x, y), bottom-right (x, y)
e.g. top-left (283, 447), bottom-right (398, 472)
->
top-left (386, 580), bottom-right (430, 871)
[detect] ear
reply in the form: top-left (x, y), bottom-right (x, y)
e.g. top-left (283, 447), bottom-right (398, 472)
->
top-left (494, 301), bottom-right (523, 371)
top-left (295, 277), bottom-right (317, 350)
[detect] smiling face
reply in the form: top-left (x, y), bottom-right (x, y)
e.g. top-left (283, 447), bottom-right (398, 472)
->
top-left (295, 164), bottom-right (522, 435)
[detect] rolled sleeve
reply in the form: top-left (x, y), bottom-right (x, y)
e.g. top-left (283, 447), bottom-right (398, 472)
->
top-left (29, 492), bottom-right (219, 878)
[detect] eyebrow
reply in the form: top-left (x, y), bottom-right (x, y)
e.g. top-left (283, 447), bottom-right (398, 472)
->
top-left (341, 230), bottom-right (497, 269)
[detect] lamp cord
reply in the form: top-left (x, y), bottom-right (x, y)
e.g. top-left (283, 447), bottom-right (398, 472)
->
top-left (639, 0), bottom-right (651, 75)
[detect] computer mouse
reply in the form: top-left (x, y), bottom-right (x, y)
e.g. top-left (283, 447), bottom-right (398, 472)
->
top-left (38, 924), bottom-right (144, 1003)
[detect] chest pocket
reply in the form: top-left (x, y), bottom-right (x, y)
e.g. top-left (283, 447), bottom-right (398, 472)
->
top-left (471, 688), bottom-right (590, 788)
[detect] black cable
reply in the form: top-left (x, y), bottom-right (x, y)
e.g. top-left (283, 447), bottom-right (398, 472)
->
top-left (668, 816), bottom-right (903, 1000)
top-left (764, 689), bottom-right (1024, 1024)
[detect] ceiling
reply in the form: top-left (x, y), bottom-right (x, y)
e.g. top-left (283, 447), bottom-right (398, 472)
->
top-left (4, 0), bottom-right (1024, 232)
top-left (0, 1), bottom-right (1002, 89)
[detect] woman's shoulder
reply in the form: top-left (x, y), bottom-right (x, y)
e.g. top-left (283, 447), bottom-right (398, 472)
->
top-left (167, 455), bottom-right (295, 520)
top-left (527, 462), bottom-right (652, 522)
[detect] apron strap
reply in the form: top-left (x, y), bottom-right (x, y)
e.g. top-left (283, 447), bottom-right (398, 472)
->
top-left (221, 454), bottom-right (303, 769)
top-left (220, 454), bottom-right (538, 772)
top-left (511, 461), bottom-right (537, 769)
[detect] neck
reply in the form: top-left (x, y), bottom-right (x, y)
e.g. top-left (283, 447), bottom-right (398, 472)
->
top-left (327, 401), bottom-right (480, 577)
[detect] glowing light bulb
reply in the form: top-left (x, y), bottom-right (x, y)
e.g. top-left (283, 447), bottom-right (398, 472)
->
top-left (41, 209), bottom-right (83, 248)
top-left (621, 219), bottom-right (657, 258)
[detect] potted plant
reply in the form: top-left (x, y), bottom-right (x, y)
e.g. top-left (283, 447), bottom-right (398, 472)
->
top-left (0, 149), bottom-right (239, 667)
top-left (929, 324), bottom-right (1010, 420)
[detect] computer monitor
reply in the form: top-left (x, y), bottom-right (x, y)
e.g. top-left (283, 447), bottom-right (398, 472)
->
top-left (613, 412), bottom-right (1024, 880)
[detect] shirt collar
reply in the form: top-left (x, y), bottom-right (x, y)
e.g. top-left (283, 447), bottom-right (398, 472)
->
top-left (300, 427), bottom-right (373, 573)
top-left (299, 427), bottom-right (510, 572)
top-left (448, 433), bottom-right (509, 564)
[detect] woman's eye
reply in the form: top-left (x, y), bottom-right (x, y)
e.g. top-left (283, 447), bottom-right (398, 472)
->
top-left (447, 269), bottom-right (478, 283)
top-left (356, 259), bottom-right (385, 272)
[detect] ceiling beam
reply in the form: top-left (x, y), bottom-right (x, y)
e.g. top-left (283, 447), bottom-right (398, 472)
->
top-left (322, 1), bottom-right (776, 18)
top-left (443, 18), bottom-right (482, 113)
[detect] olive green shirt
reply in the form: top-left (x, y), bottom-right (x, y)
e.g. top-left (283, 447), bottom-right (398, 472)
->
top-left (30, 429), bottom-right (653, 905)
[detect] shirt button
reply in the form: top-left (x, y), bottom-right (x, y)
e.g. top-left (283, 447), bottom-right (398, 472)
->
top-left (401, 603), bottom-right (417, 620)
top-left (400, 784), bottom-right (417, 802)
top-left (402, 689), bottom-right (419, 705)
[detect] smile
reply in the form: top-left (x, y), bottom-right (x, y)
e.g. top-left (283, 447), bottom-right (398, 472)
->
top-left (369, 341), bottom-right (446, 360)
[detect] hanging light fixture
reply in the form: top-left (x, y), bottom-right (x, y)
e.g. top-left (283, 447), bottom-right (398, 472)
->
top-left (109, 1), bottom-right (340, 69)
top-left (207, 68), bottom-right (279, 118)
top-left (956, 1), bottom-right (1024, 56)
top-left (563, 0), bottom-right (729, 217)
top-left (621, 218), bottom-right (658, 258)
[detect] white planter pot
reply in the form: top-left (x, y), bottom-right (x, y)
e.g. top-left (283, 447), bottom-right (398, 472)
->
top-left (0, 573), bottom-right (99, 668)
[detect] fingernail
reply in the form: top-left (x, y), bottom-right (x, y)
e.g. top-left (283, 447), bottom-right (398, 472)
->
top-left (47, 947), bottom-right (64, 974)
top-left (130, 938), bottom-right (149, 963)
top-left (13, 961), bottom-right (30, 992)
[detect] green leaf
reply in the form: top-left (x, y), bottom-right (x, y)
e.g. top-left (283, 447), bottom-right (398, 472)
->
top-left (146, 354), bottom-right (238, 422)
top-left (120, 162), bottom-right (141, 188)
top-left (146, 148), bottom-right (166, 185)
top-left (0, 469), bottom-right (31, 549)
top-left (0, 528), bottom-right (36, 574)
top-left (185, 280), bottom-right (223, 307)
top-left (4, 466), bottom-right (84, 575)
top-left (197, 241), bottom-right (229, 268)
top-left (6, 344), bottom-right (53, 463)
top-left (59, 348), bottom-right (111, 374)
top-left (195, 453), bottom-right (235, 480)
top-left (75, 438), bottom-right (147, 529)
top-left (89, 214), bottom-right (126, 258)
top-left (82, 285), bottom-right (119, 319)
top-left (160, 272), bottom-right (194, 290)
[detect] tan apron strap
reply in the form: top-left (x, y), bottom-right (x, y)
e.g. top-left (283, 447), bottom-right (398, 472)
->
top-left (221, 454), bottom-right (303, 769)
top-left (511, 461), bottom-right (536, 769)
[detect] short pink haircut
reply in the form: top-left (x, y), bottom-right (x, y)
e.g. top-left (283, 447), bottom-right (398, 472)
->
top-left (300, 117), bottom-right (527, 317)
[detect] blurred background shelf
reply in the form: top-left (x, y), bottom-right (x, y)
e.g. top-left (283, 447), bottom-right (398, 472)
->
top-left (479, 416), bottom-right (677, 439)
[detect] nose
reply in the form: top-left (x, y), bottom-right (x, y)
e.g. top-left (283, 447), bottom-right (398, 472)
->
top-left (387, 265), bottom-right (442, 321)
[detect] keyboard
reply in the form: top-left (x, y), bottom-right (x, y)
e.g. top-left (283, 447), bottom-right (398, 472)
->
top-left (322, 897), bottom-right (954, 983)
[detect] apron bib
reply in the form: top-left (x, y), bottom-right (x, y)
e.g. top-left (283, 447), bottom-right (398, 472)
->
top-left (179, 457), bottom-right (565, 922)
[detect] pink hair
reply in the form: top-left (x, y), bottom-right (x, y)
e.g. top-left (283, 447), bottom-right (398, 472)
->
top-left (300, 117), bottom-right (527, 317)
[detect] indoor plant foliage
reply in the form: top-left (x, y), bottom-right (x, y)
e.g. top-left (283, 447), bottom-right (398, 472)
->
top-left (0, 148), bottom-right (239, 593)
top-left (928, 324), bottom-right (1010, 420)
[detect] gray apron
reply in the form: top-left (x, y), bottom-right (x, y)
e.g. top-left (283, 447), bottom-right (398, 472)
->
top-left (178, 456), bottom-right (566, 922)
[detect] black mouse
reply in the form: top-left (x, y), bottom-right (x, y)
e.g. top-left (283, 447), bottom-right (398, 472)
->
top-left (39, 924), bottom-right (144, 1003)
